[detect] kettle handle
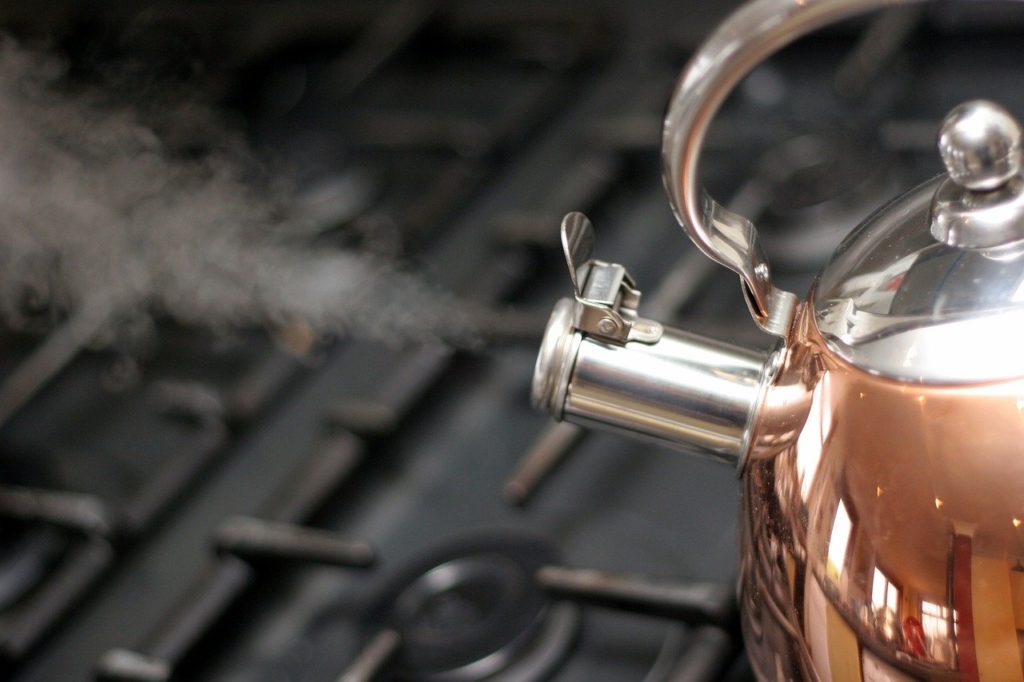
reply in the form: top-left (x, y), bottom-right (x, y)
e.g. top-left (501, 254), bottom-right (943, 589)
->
top-left (663, 0), bottom-right (922, 335)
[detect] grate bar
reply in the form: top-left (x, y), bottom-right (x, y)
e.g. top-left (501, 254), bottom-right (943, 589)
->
top-left (0, 539), bottom-right (113, 666)
top-left (214, 516), bottom-right (376, 568)
top-left (325, 346), bottom-right (452, 437)
top-left (667, 625), bottom-right (736, 682)
top-left (324, 0), bottom-right (437, 98)
top-left (503, 422), bottom-right (584, 506)
top-left (493, 154), bottom-right (623, 247)
top-left (121, 421), bottom-right (228, 535)
top-left (0, 486), bottom-right (118, 538)
top-left (537, 565), bottom-right (735, 627)
top-left (335, 629), bottom-right (402, 682)
top-left (225, 351), bottom-right (303, 423)
top-left (0, 298), bottom-right (116, 430)
top-left (96, 434), bottom-right (367, 681)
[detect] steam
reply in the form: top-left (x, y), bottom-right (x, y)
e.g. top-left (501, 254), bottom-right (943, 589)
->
top-left (0, 39), bottom-right (477, 351)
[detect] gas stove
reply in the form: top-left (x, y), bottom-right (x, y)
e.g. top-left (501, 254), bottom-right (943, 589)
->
top-left (2, 2), bottom-right (1024, 681)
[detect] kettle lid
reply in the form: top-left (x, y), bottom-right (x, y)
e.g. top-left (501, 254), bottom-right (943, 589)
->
top-left (814, 100), bottom-right (1024, 384)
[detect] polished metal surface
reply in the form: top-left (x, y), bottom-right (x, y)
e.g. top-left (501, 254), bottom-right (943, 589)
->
top-left (531, 0), bottom-right (1024, 679)
top-left (931, 101), bottom-right (1024, 250)
top-left (660, 0), bottom-right (1024, 336)
top-left (557, 212), bottom-right (663, 345)
top-left (531, 297), bottom-right (584, 421)
top-left (938, 100), bottom-right (1023, 192)
top-left (532, 295), bottom-right (768, 465)
top-left (741, 304), bottom-right (1024, 680)
top-left (814, 171), bottom-right (1024, 383)
top-left (930, 174), bottom-right (1024, 250)
top-left (672, 3), bottom-right (1024, 673)
top-left (660, 1), bottom-right (1024, 383)
top-left (661, 0), bottom-right (913, 334)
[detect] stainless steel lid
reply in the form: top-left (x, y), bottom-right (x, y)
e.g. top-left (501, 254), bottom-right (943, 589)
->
top-left (813, 101), bottom-right (1024, 384)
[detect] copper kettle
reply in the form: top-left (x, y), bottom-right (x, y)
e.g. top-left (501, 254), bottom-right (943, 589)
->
top-left (530, 0), bottom-right (1024, 679)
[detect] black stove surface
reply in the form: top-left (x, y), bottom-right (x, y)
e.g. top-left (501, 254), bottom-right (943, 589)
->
top-left (2, 2), bottom-right (1024, 681)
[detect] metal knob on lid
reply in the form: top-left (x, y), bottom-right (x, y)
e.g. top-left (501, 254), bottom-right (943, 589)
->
top-left (930, 100), bottom-right (1024, 250)
top-left (938, 100), bottom-right (1023, 191)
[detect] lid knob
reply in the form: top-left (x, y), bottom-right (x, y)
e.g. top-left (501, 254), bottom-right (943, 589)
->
top-left (938, 100), bottom-right (1023, 191)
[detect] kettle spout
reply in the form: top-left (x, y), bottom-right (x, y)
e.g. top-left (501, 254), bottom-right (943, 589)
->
top-left (531, 213), bottom-right (772, 468)
top-left (532, 298), bottom-right (770, 467)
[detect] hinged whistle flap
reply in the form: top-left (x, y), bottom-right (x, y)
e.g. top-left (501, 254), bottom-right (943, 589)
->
top-left (559, 212), bottom-right (662, 345)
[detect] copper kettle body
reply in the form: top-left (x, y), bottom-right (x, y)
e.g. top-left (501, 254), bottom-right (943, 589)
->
top-left (530, 0), bottom-right (1024, 679)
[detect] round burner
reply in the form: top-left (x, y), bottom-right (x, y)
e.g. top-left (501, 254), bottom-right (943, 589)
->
top-left (364, 531), bottom-right (579, 681)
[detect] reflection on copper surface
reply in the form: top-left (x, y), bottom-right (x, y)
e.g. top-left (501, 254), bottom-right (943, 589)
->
top-left (795, 375), bottom-right (829, 502)
top-left (739, 303), bottom-right (1024, 681)
top-left (827, 499), bottom-right (853, 578)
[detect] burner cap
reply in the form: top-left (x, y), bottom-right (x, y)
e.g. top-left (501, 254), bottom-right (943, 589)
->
top-left (364, 531), bottom-right (579, 681)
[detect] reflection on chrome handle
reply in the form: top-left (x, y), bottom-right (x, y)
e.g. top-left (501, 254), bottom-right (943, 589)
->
top-left (662, 0), bottom-right (923, 334)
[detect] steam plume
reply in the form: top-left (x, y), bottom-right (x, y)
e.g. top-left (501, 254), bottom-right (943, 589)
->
top-left (0, 39), bottom-right (476, 351)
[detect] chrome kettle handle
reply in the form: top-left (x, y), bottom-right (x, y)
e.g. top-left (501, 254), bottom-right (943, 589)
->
top-left (662, 0), bottom-right (922, 335)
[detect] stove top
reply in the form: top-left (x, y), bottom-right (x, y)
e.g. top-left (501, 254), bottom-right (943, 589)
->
top-left (2, 2), bottom-right (1024, 681)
